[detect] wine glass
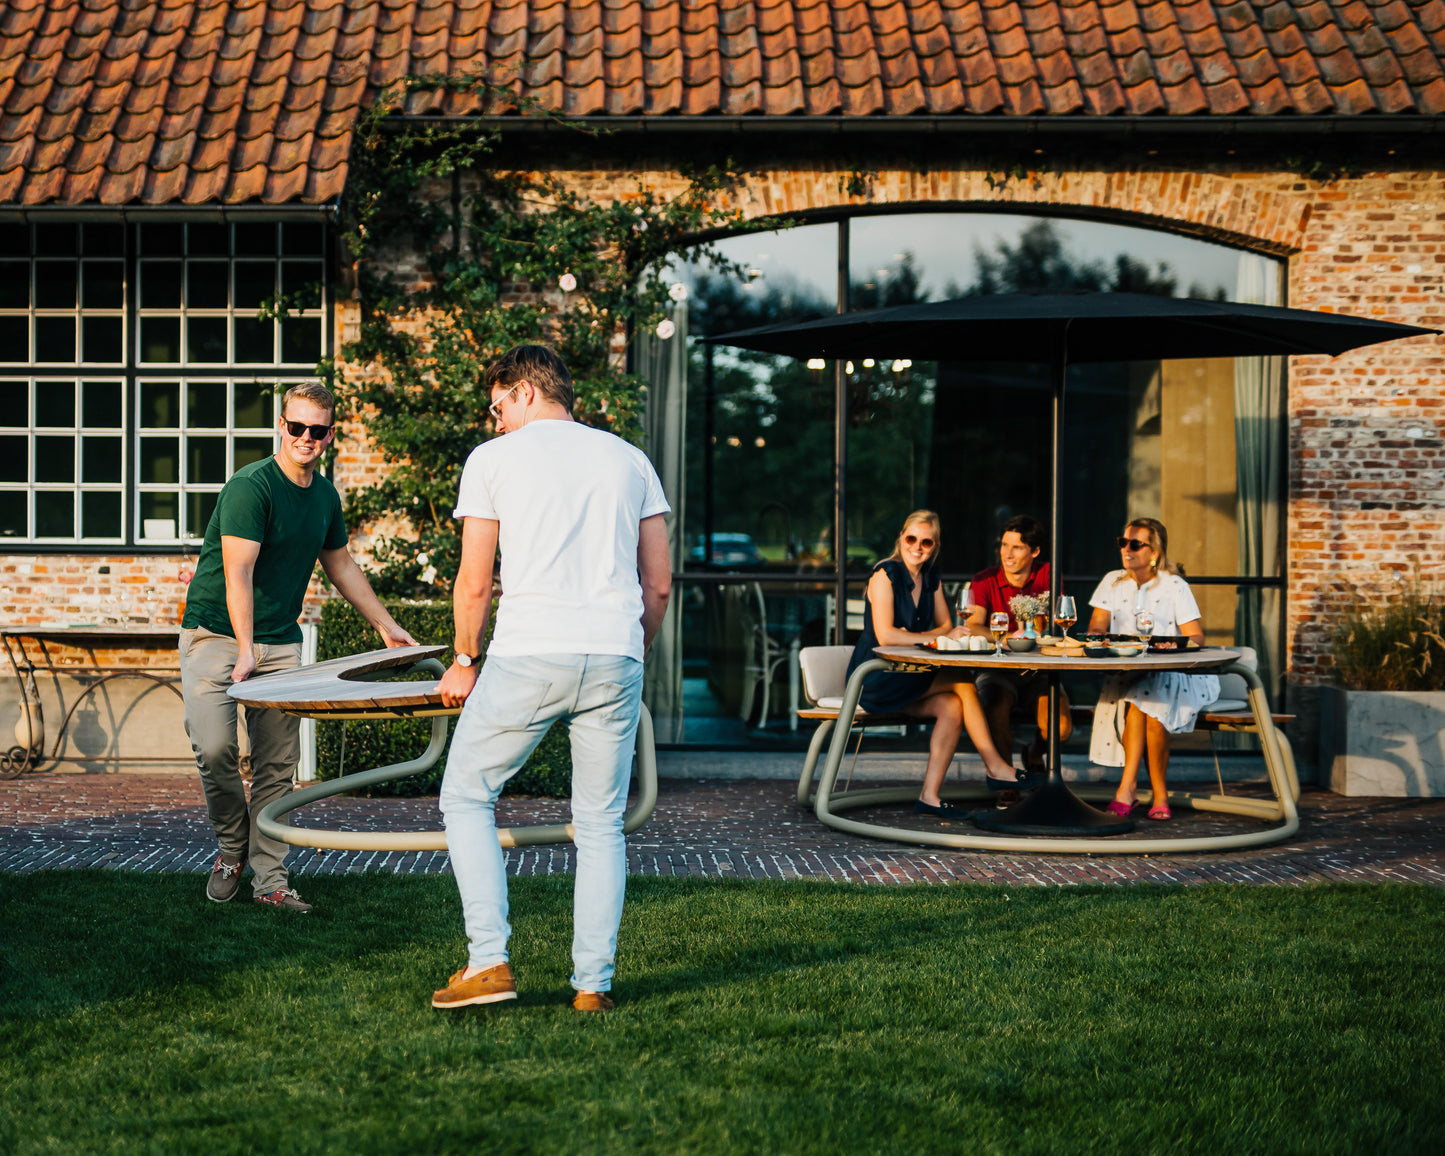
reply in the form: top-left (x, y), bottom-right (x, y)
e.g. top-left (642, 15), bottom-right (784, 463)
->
top-left (989, 611), bottom-right (1009, 656)
top-left (1136, 608), bottom-right (1155, 646)
top-left (1055, 595), bottom-right (1077, 638)
top-left (956, 585), bottom-right (974, 629)
top-left (116, 590), bottom-right (134, 622)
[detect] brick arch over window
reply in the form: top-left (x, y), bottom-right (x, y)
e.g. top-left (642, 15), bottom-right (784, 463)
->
top-left (728, 169), bottom-right (1310, 259)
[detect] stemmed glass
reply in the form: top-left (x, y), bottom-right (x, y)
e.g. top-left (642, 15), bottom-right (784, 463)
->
top-left (1055, 595), bottom-right (1077, 638)
top-left (956, 585), bottom-right (974, 628)
top-left (989, 611), bottom-right (1009, 656)
top-left (1136, 609), bottom-right (1156, 647)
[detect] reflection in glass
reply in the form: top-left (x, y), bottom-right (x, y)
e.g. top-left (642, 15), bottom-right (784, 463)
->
top-left (234, 317), bottom-right (273, 362)
top-left (281, 262), bottom-right (323, 308)
top-left (82, 437), bottom-right (122, 482)
top-left (35, 384), bottom-right (74, 427)
top-left (35, 435), bottom-right (74, 482)
top-left (83, 222), bottom-right (124, 256)
top-left (140, 316), bottom-right (180, 362)
top-left (187, 380), bottom-right (228, 427)
top-left (35, 316), bottom-right (75, 362)
top-left (0, 435), bottom-right (26, 481)
top-left (140, 491), bottom-right (178, 532)
top-left (283, 222), bottom-right (324, 254)
top-left (82, 491), bottom-right (122, 538)
top-left (140, 223), bottom-right (183, 255)
top-left (82, 317), bottom-right (123, 363)
top-left (188, 436), bottom-right (227, 483)
top-left (188, 222), bottom-right (228, 255)
top-left (139, 381), bottom-right (179, 427)
top-left (140, 261), bottom-right (183, 308)
top-left (233, 382), bottom-right (274, 427)
top-left (0, 261), bottom-right (28, 307)
top-left (187, 317), bottom-right (227, 363)
top-left (0, 315), bottom-right (26, 360)
top-left (35, 490), bottom-right (72, 536)
top-left (187, 490), bottom-right (219, 538)
top-left (82, 380), bottom-right (123, 427)
top-left (140, 437), bottom-right (179, 483)
top-left (233, 262), bottom-right (275, 309)
top-left (282, 318), bottom-right (321, 364)
top-left (0, 489), bottom-right (23, 535)
top-left (186, 261), bottom-right (230, 308)
top-left (234, 222), bottom-right (276, 256)
top-left (34, 261), bottom-right (77, 309)
top-left (233, 436), bottom-right (272, 469)
top-left (0, 379), bottom-right (26, 422)
top-left (82, 261), bottom-right (124, 309)
top-left (35, 223), bottom-right (76, 256)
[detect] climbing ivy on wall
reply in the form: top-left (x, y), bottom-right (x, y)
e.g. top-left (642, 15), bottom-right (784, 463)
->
top-left (325, 78), bottom-right (772, 596)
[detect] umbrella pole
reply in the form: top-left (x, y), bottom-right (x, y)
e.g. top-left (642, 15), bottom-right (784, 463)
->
top-left (976, 339), bottom-right (1134, 836)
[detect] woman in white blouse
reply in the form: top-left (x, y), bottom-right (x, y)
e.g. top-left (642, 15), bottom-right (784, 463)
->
top-left (1085, 517), bottom-right (1219, 821)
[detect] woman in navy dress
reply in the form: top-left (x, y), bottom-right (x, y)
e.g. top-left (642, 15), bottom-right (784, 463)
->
top-left (847, 510), bottom-right (1031, 818)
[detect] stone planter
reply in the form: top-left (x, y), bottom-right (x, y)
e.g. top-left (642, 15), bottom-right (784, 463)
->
top-left (1319, 685), bottom-right (1445, 796)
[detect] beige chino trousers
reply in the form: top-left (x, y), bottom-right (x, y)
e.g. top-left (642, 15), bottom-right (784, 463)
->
top-left (179, 626), bottom-right (302, 896)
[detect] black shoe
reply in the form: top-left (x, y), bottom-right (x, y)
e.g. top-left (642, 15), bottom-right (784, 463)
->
top-left (986, 769), bottom-right (1046, 791)
top-left (914, 799), bottom-right (972, 819)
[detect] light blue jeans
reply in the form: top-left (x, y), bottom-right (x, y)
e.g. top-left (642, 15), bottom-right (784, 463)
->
top-left (439, 653), bottom-right (644, 992)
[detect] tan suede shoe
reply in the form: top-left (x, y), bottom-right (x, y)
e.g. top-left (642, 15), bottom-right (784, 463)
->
top-left (431, 962), bottom-right (517, 1010)
top-left (573, 990), bottom-right (615, 1013)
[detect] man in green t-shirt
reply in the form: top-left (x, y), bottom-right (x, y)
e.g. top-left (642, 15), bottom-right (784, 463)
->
top-left (180, 382), bottom-right (415, 912)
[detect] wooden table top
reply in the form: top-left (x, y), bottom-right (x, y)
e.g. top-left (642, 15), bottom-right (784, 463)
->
top-left (873, 644), bottom-right (1243, 673)
top-left (227, 644), bottom-right (455, 718)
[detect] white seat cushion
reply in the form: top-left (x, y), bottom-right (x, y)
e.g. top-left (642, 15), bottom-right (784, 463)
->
top-left (1202, 699), bottom-right (1250, 713)
top-left (817, 696), bottom-right (844, 710)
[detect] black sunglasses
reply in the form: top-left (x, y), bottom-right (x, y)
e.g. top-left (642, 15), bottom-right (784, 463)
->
top-left (1117, 536), bottom-right (1151, 551)
top-left (282, 420), bottom-right (333, 441)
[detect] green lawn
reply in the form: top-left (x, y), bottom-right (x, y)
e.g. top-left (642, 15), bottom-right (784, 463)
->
top-left (2, 874), bottom-right (1441, 1155)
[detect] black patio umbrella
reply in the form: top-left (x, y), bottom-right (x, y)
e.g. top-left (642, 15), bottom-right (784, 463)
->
top-left (708, 291), bottom-right (1438, 833)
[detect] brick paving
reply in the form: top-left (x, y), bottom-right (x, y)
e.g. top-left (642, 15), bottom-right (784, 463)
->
top-left (3, 771), bottom-right (1444, 886)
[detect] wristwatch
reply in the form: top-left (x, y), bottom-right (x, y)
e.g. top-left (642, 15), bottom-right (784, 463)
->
top-left (455, 652), bottom-right (479, 668)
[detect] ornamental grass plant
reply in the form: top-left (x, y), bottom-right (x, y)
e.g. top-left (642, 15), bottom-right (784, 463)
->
top-left (1331, 567), bottom-right (1445, 692)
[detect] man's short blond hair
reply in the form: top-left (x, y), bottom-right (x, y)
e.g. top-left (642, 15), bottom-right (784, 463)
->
top-left (280, 382), bottom-right (336, 422)
top-left (485, 345), bottom-right (575, 413)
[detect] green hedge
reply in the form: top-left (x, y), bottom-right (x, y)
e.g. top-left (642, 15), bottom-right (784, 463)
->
top-left (315, 598), bottom-right (572, 798)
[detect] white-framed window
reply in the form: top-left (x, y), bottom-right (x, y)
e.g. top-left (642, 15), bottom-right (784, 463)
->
top-left (0, 377), bottom-right (127, 541)
top-left (0, 216), bottom-right (328, 546)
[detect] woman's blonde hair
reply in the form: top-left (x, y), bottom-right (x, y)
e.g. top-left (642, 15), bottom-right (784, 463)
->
top-left (1125, 516), bottom-right (1179, 576)
top-left (886, 509), bottom-right (941, 567)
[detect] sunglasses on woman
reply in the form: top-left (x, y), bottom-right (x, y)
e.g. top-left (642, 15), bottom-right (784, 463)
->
top-left (282, 420), bottom-right (333, 441)
top-left (904, 533), bottom-right (935, 549)
top-left (1117, 536), bottom-right (1151, 552)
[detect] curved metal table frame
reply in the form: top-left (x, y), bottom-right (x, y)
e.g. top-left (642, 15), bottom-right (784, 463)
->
top-left (225, 645), bottom-right (657, 852)
top-left (801, 645), bottom-right (1300, 854)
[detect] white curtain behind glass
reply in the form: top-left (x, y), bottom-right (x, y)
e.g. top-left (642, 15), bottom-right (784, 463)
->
top-left (636, 301), bottom-right (688, 742)
top-left (1233, 253), bottom-right (1284, 702)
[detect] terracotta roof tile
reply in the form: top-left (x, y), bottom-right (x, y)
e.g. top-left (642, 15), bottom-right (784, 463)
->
top-left (4, 0), bottom-right (1444, 206)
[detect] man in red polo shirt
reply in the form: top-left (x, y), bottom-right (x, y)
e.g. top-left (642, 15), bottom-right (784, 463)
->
top-left (964, 515), bottom-right (1073, 771)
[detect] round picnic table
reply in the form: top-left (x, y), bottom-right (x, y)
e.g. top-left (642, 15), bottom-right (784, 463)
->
top-left (225, 644), bottom-right (657, 852)
top-left (809, 644), bottom-right (1300, 854)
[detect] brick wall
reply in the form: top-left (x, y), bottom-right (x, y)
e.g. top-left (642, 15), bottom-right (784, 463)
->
top-left (4, 160), bottom-right (1441, 761)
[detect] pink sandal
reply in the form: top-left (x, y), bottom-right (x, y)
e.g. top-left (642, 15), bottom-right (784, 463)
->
top-left (1104, 799), bottom-right (1137, 818)
top-left (1147, 803), bottom-right (1172, 821)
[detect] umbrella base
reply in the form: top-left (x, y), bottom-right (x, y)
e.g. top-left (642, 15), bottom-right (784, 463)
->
top-left (972, 779), bottom-right (1134, 837)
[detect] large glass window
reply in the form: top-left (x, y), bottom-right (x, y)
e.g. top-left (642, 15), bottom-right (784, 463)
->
top-left (0, 218), bottom-right (328, 545)
top-left (649, 212), bottom-right (1286, 746)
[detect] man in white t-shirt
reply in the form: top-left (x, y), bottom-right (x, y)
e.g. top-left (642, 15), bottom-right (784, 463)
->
top-left (430, 345), bottom-right (672, 1014)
